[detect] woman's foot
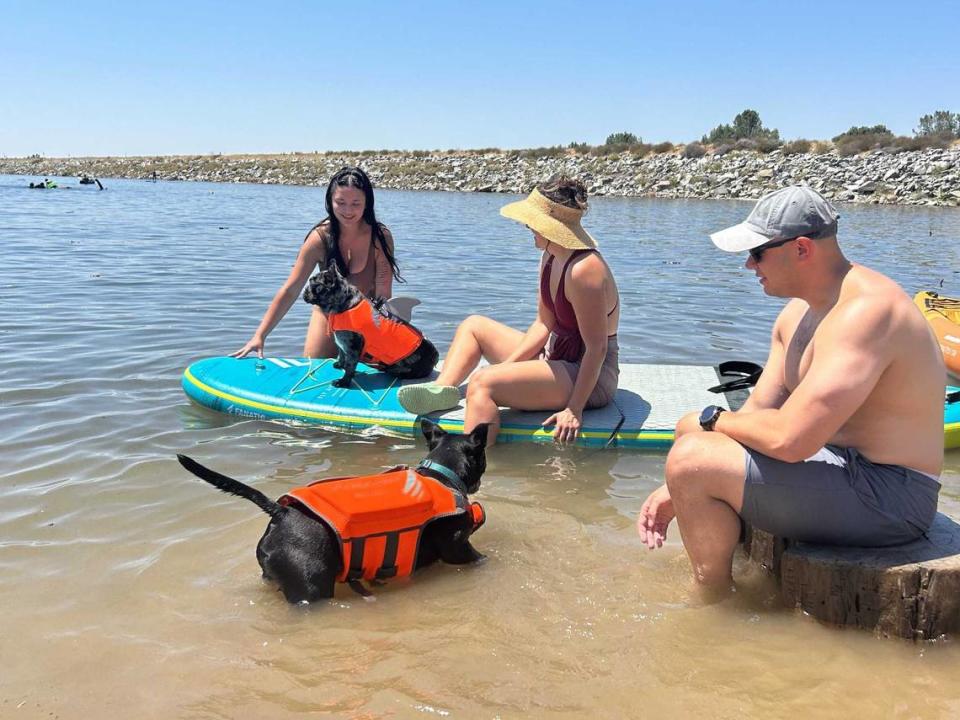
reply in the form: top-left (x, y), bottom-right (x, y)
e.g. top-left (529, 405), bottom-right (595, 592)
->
top-left (398, 383), bottom-right (461, 415)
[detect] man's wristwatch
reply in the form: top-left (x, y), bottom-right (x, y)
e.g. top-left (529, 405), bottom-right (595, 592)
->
top-left (699, 405), bottom-right (726, 432)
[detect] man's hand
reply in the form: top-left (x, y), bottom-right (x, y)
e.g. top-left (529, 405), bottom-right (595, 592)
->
top-left (638, 484), bottom-right (675, 549)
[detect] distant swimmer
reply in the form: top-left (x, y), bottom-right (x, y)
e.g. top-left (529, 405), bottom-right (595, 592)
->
top-left (79, 176), bottom-right (95, 185)
top-left (28, 178), bottom-right (57, 189)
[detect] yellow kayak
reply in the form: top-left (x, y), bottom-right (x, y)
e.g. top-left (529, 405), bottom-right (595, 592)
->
top-left (914, 291), bottom-right (960, 379)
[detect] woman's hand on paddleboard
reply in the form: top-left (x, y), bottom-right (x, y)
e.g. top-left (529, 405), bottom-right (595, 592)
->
top-left (543, 407), bottom-right (582, 445)
top-left (231, 335), bottom-right (265, 359)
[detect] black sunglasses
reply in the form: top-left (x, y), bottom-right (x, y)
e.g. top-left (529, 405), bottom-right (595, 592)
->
top-left (749, 237), bottom-right (795, 263)
top-left (749, 231), bottom-right (820, 263)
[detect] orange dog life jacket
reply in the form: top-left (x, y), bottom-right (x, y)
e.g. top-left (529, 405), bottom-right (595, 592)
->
top-left (280, 468), bottom-right (485, 583)
top-left (328, 298), bottom-right (423, 367)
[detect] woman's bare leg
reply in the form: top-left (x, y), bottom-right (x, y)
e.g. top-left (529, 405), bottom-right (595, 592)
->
top-left (464, 359), bottom-right (574, 445)
top-left (435, 315), bottom-right (524, 386)
top-left (303, 308), bottom-right (338, 358)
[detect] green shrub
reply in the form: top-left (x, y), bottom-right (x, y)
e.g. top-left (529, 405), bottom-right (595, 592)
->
top-left (605, 132), bottom-right (640, 146)
top-left (567, 142), bottom-right (589, 153)
top-left (915, 110), bottom-right (960, 139)
top-left (729, 137), bottom-right (781, 153)
top-left (703, 109), bottom-right (780, 145)
top-left (782, 139), bottom-right (812, 155)
top-left (891, 134), bottom-right (951, 151)
top-left (594, 145), bottom-right (617, 156)
top-left (835, 132), bottom-right (893, 155)
top-left (652, 141), bottom-right (674, 153)
top-left (704, 124), bottom-right (734, 143)
top-left (586, 141), bottom-right (642, 156)
top-left (832, 124), bottom-right (892, 142)
top-left (683, 142), bottom-right (706, 158)
top-left (756, 136), bottom-right (783, 152)
top-left (835, 138), bottom-right (869, 156)
top-left (521, 145), bottom-right (567, 159)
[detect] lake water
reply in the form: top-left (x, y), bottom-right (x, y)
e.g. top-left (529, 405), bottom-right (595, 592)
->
top-left (3, 174), bottom-right (960, 719)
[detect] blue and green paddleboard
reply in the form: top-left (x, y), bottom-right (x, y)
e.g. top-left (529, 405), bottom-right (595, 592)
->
top-left (182, 357), bottom-right (960, 450)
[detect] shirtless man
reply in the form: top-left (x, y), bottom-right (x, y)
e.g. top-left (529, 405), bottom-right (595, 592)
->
top-left (638, 185), bottom-right (944, 592)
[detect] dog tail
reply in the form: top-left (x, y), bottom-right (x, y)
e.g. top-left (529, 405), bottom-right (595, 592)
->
top-left (177, 454), bottom-right (286, 520)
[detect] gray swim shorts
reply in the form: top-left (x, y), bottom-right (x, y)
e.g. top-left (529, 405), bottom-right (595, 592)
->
top-left (548, 334), bottom-right (620, 409)
top-left (741, 445), bottom-right (941, 547)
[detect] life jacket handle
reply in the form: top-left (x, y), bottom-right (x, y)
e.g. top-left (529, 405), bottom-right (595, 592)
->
top-left (470, 502), bottom-right (485, 530)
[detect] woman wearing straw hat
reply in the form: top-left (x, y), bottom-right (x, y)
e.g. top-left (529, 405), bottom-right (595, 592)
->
top-left (398, 175), bottom-right (620, 446)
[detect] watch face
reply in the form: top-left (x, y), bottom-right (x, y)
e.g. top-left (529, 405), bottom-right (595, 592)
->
top-left (699, 406), bottom-right (718, 426)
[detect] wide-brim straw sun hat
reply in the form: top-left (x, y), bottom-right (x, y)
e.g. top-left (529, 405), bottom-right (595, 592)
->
top-left (500, 189), bottom-right (597, 250)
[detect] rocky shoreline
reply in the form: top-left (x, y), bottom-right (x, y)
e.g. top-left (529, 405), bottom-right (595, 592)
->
top-left (3, 147), bottom-right (958, 207)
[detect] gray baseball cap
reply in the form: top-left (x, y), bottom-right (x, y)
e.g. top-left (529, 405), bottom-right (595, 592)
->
top-left (710, 185), bottom-right (840, 252)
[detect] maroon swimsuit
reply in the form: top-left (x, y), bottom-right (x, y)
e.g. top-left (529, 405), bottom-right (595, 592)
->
top-left (540, 250), bottom-right (616, 362)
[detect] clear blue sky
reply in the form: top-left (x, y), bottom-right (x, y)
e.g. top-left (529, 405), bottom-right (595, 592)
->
top-left (2, 0), bottom-right (957, 157)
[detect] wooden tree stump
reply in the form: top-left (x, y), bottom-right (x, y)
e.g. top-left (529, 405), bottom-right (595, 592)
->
top-left (742, 510), bottom-right (960, 640)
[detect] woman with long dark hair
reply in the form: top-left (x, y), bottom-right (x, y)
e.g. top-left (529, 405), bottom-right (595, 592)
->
top-left (233, 166), bottom-right (403, 359)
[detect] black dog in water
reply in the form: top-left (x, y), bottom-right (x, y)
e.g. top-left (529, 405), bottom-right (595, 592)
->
top-left (302, 266), bottom-right (438, 387)
top-left (177, 419), bottom-right (489, 603)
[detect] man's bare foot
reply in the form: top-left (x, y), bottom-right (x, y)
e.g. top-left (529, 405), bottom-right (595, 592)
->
top-left (690, 577), bottom-right (737, 604)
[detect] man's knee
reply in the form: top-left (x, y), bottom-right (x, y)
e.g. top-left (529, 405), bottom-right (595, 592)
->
top-left (666, 434), bottom-right (703, 490)
top-left (674, 411), bottom-right (702, 440)
top-left (666, 432), bottom-right (746, 507)
top-left (665, 433), bottom-right (729, 490)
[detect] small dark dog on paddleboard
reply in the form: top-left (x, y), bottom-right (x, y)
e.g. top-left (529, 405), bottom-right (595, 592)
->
top-left (302, 265), bottom-right (439, 388)
top-left (177, 419), bottom-right (489, 603)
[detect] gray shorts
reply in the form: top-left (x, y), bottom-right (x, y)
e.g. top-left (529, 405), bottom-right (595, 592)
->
top-left (741, 445), bottom-right (941, 547)
top-left (548, 334), bottom-right (620, 409)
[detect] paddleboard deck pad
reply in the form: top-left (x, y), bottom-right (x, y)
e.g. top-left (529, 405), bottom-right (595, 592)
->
top-left (182, 357), bottom-right (760, 448)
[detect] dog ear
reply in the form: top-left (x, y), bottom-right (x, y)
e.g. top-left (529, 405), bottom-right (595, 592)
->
top-left (421, 418), bottom-right (445, 449)
top-left (466, 423), bottom-right (490, 451)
